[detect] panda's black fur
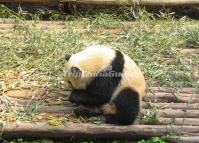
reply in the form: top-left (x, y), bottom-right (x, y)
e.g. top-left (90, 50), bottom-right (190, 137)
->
top-left (64, 45), bottom-right (145, 125)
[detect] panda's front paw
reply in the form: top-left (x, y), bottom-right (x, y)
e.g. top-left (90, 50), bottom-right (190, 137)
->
top-left (69, 94), bottom-right (77, 103)
top-left (105, 115), bottom-right (118, 124)
top-left (74, 105), bottom-right (103, 117)
top-left (74, 105), bottom-right (91, 117)
top-left (68, 95), bottom-right (74, 103)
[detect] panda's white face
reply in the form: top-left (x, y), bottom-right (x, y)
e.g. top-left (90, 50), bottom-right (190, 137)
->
top-left (63, 53), bottom-right (100, 90)
top-left (63, 61), bottom-right (88, 90)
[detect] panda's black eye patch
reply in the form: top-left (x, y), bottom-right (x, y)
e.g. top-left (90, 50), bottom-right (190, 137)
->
top-left (65, 54), bottom-right (71, 61)
top-left (71, 66), bottom-right (82, 78)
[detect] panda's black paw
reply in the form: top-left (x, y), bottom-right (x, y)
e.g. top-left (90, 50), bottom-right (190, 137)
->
top-left (69, 94), bottom-right (81, 105)
top-left (68, 94), bottom-right (76, 103)
top-left (74, 105), bottom-right (103, 117)
top-left (73, 105), bottom-right (92, 117)
top-left (105, 115), bottom-right (118, 124)
top-left (69, 90), bottom-right (89, 105)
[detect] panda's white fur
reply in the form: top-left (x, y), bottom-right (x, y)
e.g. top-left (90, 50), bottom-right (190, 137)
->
top-left (64, 45), bottom-right (115, 89)
top-left (64, 45), bottom-right (145, 125)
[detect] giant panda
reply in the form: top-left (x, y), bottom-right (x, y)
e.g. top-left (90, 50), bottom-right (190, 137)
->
top-left (63, 45), bottom-right (146, 125)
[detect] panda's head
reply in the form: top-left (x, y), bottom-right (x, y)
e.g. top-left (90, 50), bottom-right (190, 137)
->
top-left (63, 45), bottom-right (115, 90)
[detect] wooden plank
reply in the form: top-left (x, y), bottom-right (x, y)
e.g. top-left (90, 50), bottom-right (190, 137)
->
top-left (142, 102), bottom-right (199, 110)
top-left (6, 90), bottom-right (36, 99)
top-left (150, 87), bottom-right (199, 94)
top-left (1, 122), bottom-right (199, 139)
top-left (10, 97), bottom-right (199, 111)
top-left (5, 89), bottom-right (198, 100)
top-left (0, 0), bottom-right (58, 3)
top-left (168, 136), bottom-right (199, 143)
top-left (181, 49), bottom-right (199, 55)
top-left (146, 92), bottom-right (199, 97)
top-left (158, 118), bottom-right (199, 126)
top-left (1, 0), bottom-right (199, 6)
top-left (65, 0), bottom-right (199, 6)
top-left (155, 109), bottom-right (199, 118)
top-left (143, 94), bottom-right (199, 103)
top-left (38, 105), bottom-right (76, 113)
top-left (44, 102), bottom-right (199, 110)
top-left (38, 105), bottom-right (199, 118)
top-left (0, 24), bottom-right (14, 30)
top-left (5, 89), bottom-right (70, 99)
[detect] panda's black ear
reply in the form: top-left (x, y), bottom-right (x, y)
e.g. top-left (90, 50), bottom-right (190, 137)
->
top-left (71, 66), bottom-right (82, 78)
top-left (65, 54), bottom-right (71, 61)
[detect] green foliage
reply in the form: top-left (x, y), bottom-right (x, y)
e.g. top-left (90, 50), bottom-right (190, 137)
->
top-left (0, 5), bottom-right (23, 19)
top-left (185, 27), bottom-right (199, 49)
top-left (87, 116), bottom-right (105, 124)
top-left (138, 136), bottom-right (167, 143)
top-left (140, 104), bottom-right (159, 124)
top-left (81, 141), bottom-right (93, 143)
top-left (9, 138), bottom-right (41, 143)
top-left (48, 119), bottom-right (60, 126)
top-left (86, 13), bottom-right (122, 28)
top-left (48, 117), bottom-right (67, 126)
top-left (1, 7), bottom-right (198, 89)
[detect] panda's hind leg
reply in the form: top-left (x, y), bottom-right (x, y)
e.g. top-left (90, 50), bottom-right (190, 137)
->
top-left (105, 88), bottom-right (140, 125)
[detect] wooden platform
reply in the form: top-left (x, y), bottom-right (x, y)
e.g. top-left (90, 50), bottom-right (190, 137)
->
top-left (0, 86), bottom-right (198, 142)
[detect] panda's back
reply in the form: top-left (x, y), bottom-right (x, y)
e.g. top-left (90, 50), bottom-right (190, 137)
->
top-left (86, 45), bottom-right (145, 98)
top-left (71, 45), bottom-right (145, 98)
top-left (109, 53), bottom-right (145, 101)
top-left (72, 45), bottom-right (116, 62)
top-left (122, 54), bottom-right (145, 96)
